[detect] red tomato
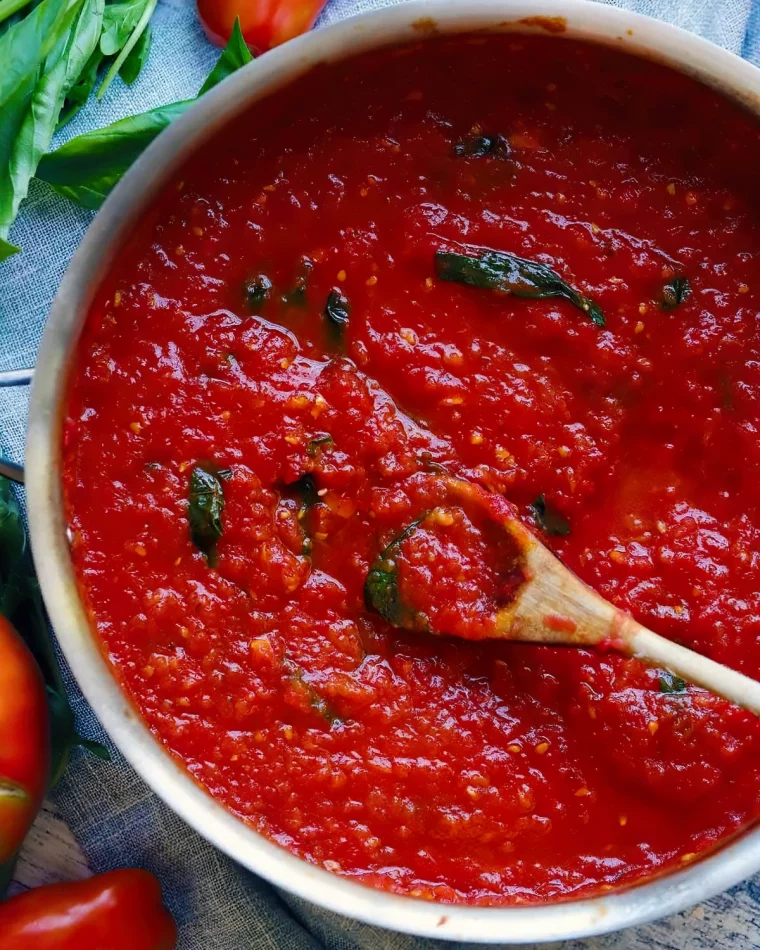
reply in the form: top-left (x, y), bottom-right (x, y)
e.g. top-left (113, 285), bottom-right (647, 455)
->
top-left (197, 0), bottom-right (328, 52)
top-left (0, 615), bottom-right (49, 864)
top-left (0, 869), bottom-right (177, 950)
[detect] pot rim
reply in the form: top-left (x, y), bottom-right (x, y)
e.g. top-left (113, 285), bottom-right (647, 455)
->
top-left (26, 1), bottom-right (760, 942)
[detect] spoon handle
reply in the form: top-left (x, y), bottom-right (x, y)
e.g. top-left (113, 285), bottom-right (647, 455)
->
top-left (626, 624), bottom-right (760, 715)
top-left (497, 519), bottom-right (760, 715)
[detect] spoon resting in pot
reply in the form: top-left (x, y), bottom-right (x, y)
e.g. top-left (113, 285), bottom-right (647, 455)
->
top-left (365, 476), bottom-right (760, 716)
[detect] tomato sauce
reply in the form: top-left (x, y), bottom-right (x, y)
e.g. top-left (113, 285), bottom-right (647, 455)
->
top-left (63, 34), bottom-right (760, 903)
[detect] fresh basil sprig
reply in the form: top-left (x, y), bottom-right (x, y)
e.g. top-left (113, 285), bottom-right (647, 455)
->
top-left (0, 0), bottom-right (161, 260)
top-left (35, 20), bottom-right (253, 211)
top-left (0, 0), bottom-right (104, 261)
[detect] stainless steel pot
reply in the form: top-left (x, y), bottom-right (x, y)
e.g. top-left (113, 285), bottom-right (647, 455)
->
top-left (24, 1), bottom-right (760, 941)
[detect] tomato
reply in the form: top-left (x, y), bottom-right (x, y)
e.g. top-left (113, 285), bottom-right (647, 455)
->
top-left (0, 869), bottom-right (177, 949)
top-left (197, 0), bottom-right (328, 52)
top-left (0, 615), bottom-right (49, 866)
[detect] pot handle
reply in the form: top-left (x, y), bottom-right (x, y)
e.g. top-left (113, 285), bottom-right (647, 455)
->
top-left (0, 368), bottom-right (34, 484)
top-left (0, 369), bottom-right (34, 388)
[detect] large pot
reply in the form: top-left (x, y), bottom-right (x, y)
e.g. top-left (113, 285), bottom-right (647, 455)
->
top-left (25, 1), bottom-right (760, 942)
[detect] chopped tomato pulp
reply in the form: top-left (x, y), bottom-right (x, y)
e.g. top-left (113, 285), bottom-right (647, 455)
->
top-left (64, 34), bottom-right (760, 903)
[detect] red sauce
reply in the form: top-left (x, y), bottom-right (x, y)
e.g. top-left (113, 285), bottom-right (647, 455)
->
top-left (63, 34), bottom-right (760, 904)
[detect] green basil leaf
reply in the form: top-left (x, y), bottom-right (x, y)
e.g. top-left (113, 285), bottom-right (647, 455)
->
top-left (306, 434), bottom-right (333, 458)
top-left (530, 494), bottom-right (570, 536)
top-left (99, 0), bottom-right (150, 57)
top-left (0, 237), bottom-right (20, 261)
top-left (453, 134), bottom-right (511, 159)
top-left (37, 99), bottom-right (193, 209)
top-left (0, 0), bottom-right (103, 251)
top-left (661, 276), bottom-right (691, 310)
top-left (659, 673), bottom-right (687, 694)
top-left (118, 20), bottom-right (150, 85)
top-left (323, 288), bottom-right (350, 341)
top-left (0, 0), bottom-right (35, 31)
top-left (436, 246), bottom-right (606, 328)
top-left (35, 19), bottom-right (253, 210)
top-left (365, 515), bottom-right (430, 630)
top-left (188, 466), bottom-right (227, 563)
top-left (289, 473), bottom-right (319, 511)
top-left (96, 0), bottom-right (155, 99)
top-left (57, 46), bottom-right (105, 129)
top-left (283, 659), bottom-right (341, 725)
top-left (243, 273), bottom-right (272, 311)
top-left (198, 17), bottom-right (253, 95)
top-left (285, 473), bottom-right (320, 556)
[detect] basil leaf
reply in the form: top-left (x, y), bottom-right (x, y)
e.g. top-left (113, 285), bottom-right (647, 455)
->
top-left (243, 273), bottom-right (272, 311)
top-left (118, 20), bottom-right (150, 85)
top-left (96, 0), bottom-right (155, 98)
top-left (659, 673), bottom-right (687, 694)
top-left (285, 473), bottom-right (320, 556)
top-left (37, 99), bottom-right (191, 209)
top-left (99, 0), bottom-right (150, 57)
top-left (0, 0), bottom-right (103, 255)
top-left (290, 473), bottom-right (319, 510)
top-left (531, 494), bottom-right (570, 536)
top-left (57, 46), bottom-right (104, 129)
top-left (306, 434), bottom-right (333, 458)
top-left (35, 19), bottom-right (253, 210)
top-left (198, 16), bottom-right (253, 94)
top-left (436, 246), bottom-right (606, 328)
top-left (188, 466), bottom-right (227, 563)
top-left (416, 453), bottom-right (452, 476)
top-left (365, 515), bottom-right (430, 630)
top-left (0, 0), bottom-right (35, 32)
top-left (283, 659), bottom-right (341, 725)
top-left (453, 134), bottom-right (511, 160)
top-left (324, 288), bottom-right (350, 340)
top-left (0, 477), bottom-right (108, 791)
top-left (661, 276), bottom-right (691, 310)
top-left (0, 237), bottom-right (20, 262)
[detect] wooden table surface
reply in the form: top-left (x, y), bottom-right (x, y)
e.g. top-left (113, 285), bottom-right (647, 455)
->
top-left (10, 801), bottom-right (90, 897)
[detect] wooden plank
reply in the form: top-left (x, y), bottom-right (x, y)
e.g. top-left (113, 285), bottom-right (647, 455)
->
top-left (9, 799), bottom-right (91, 896)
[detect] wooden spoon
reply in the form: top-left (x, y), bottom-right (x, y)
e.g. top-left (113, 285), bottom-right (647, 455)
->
top-left (373, 476), bottom-right (760, 716)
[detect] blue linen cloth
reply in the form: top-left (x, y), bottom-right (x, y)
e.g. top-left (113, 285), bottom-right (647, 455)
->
top-left (2, 1), bottom-right (760, 947)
